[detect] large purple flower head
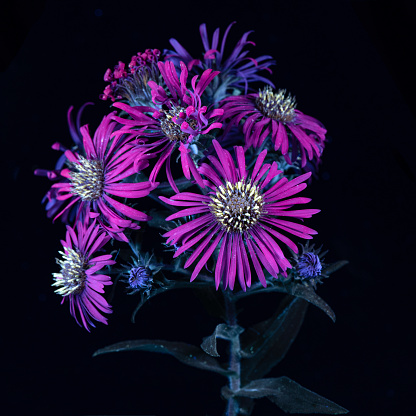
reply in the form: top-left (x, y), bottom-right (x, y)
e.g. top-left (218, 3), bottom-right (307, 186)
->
top-left (100, 49), bottom-right (162, 106)
top-left (47, 112), bottom-right (156, 242)
top-left (160, 140), bottom-right (320, 291)
top-left (112, 60), bottom-right (223, 192)
top-left (35, 103), bottom-right (93, 222)
top-left (166, 22), bottom-right (275, 102)
top-left (221, 86), bottom-right (327, 167)
top-left (52, 219), bottom-right (115, 331)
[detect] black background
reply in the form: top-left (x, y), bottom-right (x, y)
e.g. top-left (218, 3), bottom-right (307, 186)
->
top-left (2, 1), bottom-right (415, 415)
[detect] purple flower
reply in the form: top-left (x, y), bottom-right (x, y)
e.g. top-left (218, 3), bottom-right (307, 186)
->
top-left (52, 219), bottom-right (115, 331)
top-left (292, 242), bottom-right (328, 288)
top-left (221, 86), bottom-right (327, 167)
top-left (112, 60), bottom-right (223, 192)
top-left (129, 266), bottom-right (152, 290)
top-left (166, 22), bottom-right (275, 101)
top-left (160, 140), bottom-right (320, 291)
top-left (48, 112), bottom-right (156, 242)
top-left (100, 49), bottom-right (162, 106)
top-left (35, 103), bottom-right (93, 223)
top-left (297, 252), bottom-right (322, 278)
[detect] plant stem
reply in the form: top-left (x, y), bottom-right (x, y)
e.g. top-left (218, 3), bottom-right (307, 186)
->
top-left (223, 291), bottom-right (241, 416)
top-left (156, 178), bottom-right (191, 189)
top-left (148, 192), bottom-right (176, 212)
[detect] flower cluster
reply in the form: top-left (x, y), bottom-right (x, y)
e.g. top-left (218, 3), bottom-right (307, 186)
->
top-left (100, 49), bottom-right (162, 106)
top-left (37, 22), bottom-right (329, 330)
top-left (165, 22), bottom-right (275, 102)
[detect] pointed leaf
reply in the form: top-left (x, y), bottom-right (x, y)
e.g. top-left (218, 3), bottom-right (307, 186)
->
top-left (241, 296), bottom-right (308, 383)
top-left (93, 339), bottom-right (234, 377)
top-left (291, 285), bottom-right (336, 322)
top-left (201, 323), bottom-right (244, 357)
top-left (258, 283), bottom-right (336, 322)
top-left (233, 377), bottom-right (348, 414)
top-left (322, 260), bottom-right (349, 277)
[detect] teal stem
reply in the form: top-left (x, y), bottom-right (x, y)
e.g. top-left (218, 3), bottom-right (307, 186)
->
top-left (223, 291), bottom-right (241, 416)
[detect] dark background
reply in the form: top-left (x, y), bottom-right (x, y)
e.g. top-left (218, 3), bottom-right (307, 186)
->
top-left (2, 1), bottom-right (415, 415)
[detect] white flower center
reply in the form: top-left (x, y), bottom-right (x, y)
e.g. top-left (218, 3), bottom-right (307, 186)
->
top-left (71, 156), bottom-right (105, 201)
top-left (209, 179), bottom-right (263, 233)
top-left (52, 248), bottom-right (87, 296)
top-left (256, 86), bottom-right (297, 123)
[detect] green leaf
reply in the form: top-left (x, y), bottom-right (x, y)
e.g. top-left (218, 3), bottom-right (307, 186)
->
top-left (93, 339), bottom-right (234, 377)
top-left (232, 377), bottom-right (349, 414)
top-left (241, 296), bottom-right (308, 383)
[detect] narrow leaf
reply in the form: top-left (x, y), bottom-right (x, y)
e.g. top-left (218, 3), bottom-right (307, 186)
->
top-left (93, 339), bottom-right (234, 377)
top-left (241, 296), bottom-right (308, 383)
top-left (322, 260), bottom-right (349, 276)
top-left (291, 285), bottom-right (336, 322)
top-left (235, 377), bottom-right (349, 414)
top-left (259, 284), bottom-right (336, 322)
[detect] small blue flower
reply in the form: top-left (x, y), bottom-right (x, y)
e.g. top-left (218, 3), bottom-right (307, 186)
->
top-left (296, 252), bottom-right (322, 279)
top-left (290, 243), bottom-right (328, 288)
top-left (129, 266), bottom-right (152, 290)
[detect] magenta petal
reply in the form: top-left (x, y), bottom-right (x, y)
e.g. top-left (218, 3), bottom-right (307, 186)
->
top-left (215, 234), bottom-right (227, 289)
top-left (159, 197), bottom-right (200, 207)
top-left (171, 192), bottom-right (211, 202)
top-left (246, 237), bottom-right (266, 287)
top-left (199, 163), bottom-right (223, 187)
top-left (260, 162), bottom-right (281, 189)
top-left (212, 140), bottom-right (234, 181)
top-left (251, 149), bottom-right (268, 180)
top-left (163, 214), bottom-right (213, 239)
top-left (173, 223), bottom-right (216, 258)
top-left (184, 225), bottom-right (220, 269)
top-left (190, 230), bottom-right (224, 282)
top-left (234, 145), bottom-right (247, 180)
top-left (259, 221), bottom-right (299, 251)
top-left (179, 143), bottom-right (191, 179)
top-left (251, 228), bottom-right (280, 275)
top-left (165, 205), bottom-right (210, 221)
top-left (235, 236), bottom-right (246, 292)
top-left (239, 238), bottom-right (251, 288)
top-left (103, 194), bottom-right (150, 221)
top-left (227, 234), bottom-right (237, 290)
top-left (166, 154), bottom-right (179, 193)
